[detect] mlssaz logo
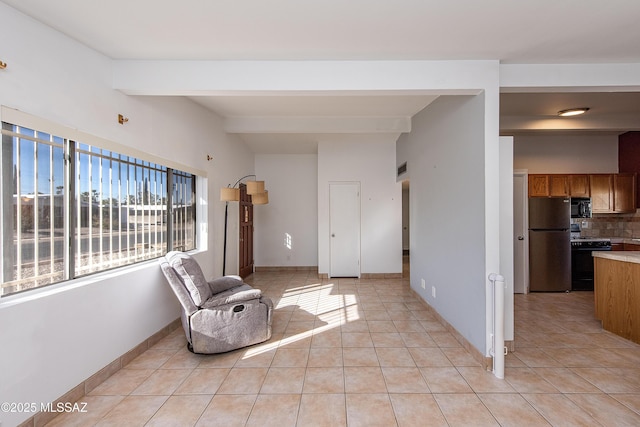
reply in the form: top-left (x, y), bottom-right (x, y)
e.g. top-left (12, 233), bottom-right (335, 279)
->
top-left (41, 402), bottom-right (88, 413)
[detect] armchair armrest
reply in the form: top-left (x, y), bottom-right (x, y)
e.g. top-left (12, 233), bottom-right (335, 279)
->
top-left (201, 284), bottom-right (262, 309)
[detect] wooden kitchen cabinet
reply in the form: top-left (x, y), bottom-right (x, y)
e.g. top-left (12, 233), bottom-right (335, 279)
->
top-left (590, 174), bottom-right (614, 213)
top-left (529, 174), bottom-right (591, 197)
top-left (594, 255), bottom-right (640, 344)
top-left (528, 174), bottom-right (573, 197)
top-left (589, 173), bottom-right (636, 213)
top-left (529, 173), bottom-right (636, 211)
top-left (569, 174), bottom-right (590, 197)
top-left (623, 243), bottom-right (640, 251)
top-left (614, 173), bottom-right (636, 213)
top-left (528, 175), bottom-right (549, 197)
top-left (549, 175), bottom-right (570, 196)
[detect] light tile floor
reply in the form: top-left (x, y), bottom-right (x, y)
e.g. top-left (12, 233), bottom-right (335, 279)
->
top-left (47, 263), bottom-right (640, 426)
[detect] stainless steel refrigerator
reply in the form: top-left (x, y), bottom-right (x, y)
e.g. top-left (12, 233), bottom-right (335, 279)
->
top-left (528, 197), bottom-right (571, 292)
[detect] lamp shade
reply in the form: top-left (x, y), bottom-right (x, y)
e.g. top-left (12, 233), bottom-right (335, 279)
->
top-left (220, 187), bottom-right (240, 201)
top-left (246, 180), bottom-right (265, 195)
top-left (252, 190), bottom-right (269, 205)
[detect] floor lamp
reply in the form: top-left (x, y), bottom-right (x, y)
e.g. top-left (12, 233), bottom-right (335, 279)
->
top-left (220, 175), bottom-right (269, 276)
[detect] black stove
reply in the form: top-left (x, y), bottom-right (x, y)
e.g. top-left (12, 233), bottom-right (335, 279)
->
top-left (570, 238), bottom-right (611, 290)
top-left (571, 238), bottom-right (612, 249)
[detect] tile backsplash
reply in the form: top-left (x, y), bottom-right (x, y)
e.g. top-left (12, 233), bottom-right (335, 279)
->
top-left (573, 209), bottom-right (640, 238)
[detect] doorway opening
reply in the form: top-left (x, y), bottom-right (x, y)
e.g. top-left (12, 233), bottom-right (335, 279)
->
top-left (402, 179), bottom-right (410, 277)
top-left (513, 170), bottom-right (528, 294)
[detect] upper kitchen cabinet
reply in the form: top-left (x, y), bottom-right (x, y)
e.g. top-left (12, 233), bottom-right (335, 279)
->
top-left (590, 173), bottom-right (636, 213)
top-left (549, 175), bottom-right (570, 196)
top-left (618, 132), bottom-right (640, 207)
top-left (614, 173), bottom-right (636, 213)
top-left (528, 174), bottom-right (571, 197)
top-left (590, 174), bottom-right (614, 213)
top-left (528, 174), bottom-right (549, 197)
top-left (529, 173), bottom-right (636, 213)
top-left (569, 175), bottom-right (590, 197)
top-left (528, 174), bottom-right (589, 197)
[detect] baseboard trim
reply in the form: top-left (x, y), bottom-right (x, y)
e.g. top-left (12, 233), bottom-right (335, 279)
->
top-left (316, 272), bottom-right (404, 279)
top-left (409, 287), bottom-right (490, 370)
top-left (19, 318), bottom-right (181, 427)
top-left (254, 266), bottom-right (318, 273)
top-left (360, 273), bottom-right (403, 279)
top-left (254, 267), bottom-right (403, 280)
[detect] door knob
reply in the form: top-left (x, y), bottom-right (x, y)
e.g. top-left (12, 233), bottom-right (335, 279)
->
top-left (331, 234), bottom-right (335, 237)
top-left (517, 236), bottom-right (524, 240)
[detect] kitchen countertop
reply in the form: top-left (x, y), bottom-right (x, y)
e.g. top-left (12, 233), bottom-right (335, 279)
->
top-left (593, 251), bottom-right (640, 264)
top-left (610, 237), bottom-right (640, 244)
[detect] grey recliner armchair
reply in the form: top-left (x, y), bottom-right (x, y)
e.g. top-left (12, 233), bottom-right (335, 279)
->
top-left (160, 251), bottom-right (273, 354)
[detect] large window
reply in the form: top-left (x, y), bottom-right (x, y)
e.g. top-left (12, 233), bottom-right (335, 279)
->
top-left (0, 122), bottom-right (196, 297)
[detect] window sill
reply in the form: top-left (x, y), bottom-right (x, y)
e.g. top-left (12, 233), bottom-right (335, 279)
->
top-left (0, 248), bottom-right (204, 308)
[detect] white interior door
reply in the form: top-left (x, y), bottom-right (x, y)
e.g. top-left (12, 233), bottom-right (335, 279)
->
top-left (330, 182), bottom-right (360, 277)
top-left (513, 171), bottom-right (528, 294)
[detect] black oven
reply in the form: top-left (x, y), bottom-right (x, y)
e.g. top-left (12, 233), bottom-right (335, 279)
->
top-left (571, 239), bottom-right (611, 291)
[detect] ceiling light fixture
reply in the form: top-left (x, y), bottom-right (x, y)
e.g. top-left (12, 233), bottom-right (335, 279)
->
top-left (557, 108), bottom-right (590, 117)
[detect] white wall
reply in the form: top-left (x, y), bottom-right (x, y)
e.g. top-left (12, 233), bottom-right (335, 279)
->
top-left (398, 94), bottom-right (488, 353)
top-left (254, 154), bottom-right (318, 267)
top-left (0, 4), bottom-right (253, 426)
top-left (500, 136), bottom-right (514, 341)
top-left (318, 135), bottom-right (402, 276)
top-left (513, 134), bottom-right (619, 173)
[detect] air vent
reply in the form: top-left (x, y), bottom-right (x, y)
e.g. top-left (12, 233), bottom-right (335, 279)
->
top-left (397, 162), bottom-right (407, 177)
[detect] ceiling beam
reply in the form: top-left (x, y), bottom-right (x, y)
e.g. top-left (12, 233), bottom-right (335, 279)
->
top-left (501, 114), bottom-right (640, 132)
top-left (500, 63), bottom-right (640, 92)
top-left (223, 116), bottom-right (411, 134)
top-left (112, 60), bottom-right (493, 95)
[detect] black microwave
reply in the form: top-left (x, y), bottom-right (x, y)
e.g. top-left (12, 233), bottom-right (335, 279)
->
top-left (570, 197), bottom-right (592, 218)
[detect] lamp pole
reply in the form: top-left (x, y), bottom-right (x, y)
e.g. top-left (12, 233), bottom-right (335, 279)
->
top-left (223, 200), bottom-right (229, 276)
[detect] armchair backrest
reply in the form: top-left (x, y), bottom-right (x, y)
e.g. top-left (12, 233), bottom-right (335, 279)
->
top-left (159, 258), bottom-right (199, 316)
top-left (164, 251), bottom-right (213, 306)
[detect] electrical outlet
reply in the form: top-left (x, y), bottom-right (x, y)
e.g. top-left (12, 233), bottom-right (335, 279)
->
top-left (421, 278), bottom-right (426, 289)
top-left (432, 286), bottom-right (436, 298)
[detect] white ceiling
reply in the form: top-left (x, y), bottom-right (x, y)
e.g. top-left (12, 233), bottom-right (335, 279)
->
top-left (5, 0), bottom-right (640, 63)
top-left (3, 0), bottom-right (640, 152)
